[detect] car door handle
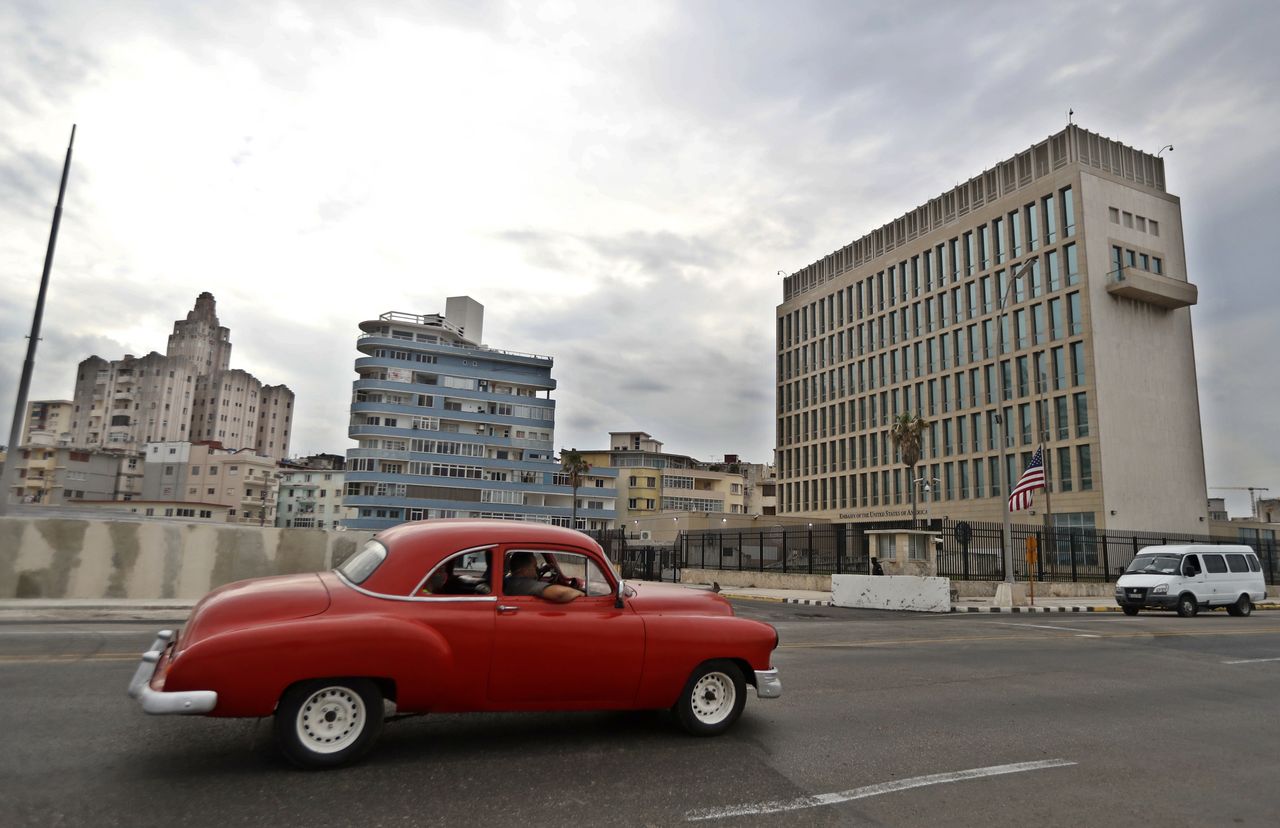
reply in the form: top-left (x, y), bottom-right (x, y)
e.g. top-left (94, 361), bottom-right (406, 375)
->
top-left (497, 605), bottom-right (520, 615)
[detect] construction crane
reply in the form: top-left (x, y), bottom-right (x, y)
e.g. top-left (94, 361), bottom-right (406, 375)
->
top-left (1209, 486), bottom-right (1271, 519)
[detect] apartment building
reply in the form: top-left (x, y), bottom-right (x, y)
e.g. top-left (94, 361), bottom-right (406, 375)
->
top-left (5, 444), bottom-right (120, 504)
top-left (141, 441), bottom-right (282, 525)
top-left (343, 296), bottom-right (617, 531)
top-left (277, 455), bottom-right (352, 529)
top-left (67, 293), bottom-right (294, 461)
top-left (22, 400), bottom-right (74, 445)
top-left (776, 124), bottom-right (1207, 534)
top-left (578, 432), bottom-right (748, 524)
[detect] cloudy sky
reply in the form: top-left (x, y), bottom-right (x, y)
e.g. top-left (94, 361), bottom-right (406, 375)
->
top-left (2, 0), bottom-right (1277, 516)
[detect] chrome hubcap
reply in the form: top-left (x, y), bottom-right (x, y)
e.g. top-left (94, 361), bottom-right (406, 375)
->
top-left (296, 686), bottom-right (365, 754)
top-left (690, 672), bottom-right (735, 725)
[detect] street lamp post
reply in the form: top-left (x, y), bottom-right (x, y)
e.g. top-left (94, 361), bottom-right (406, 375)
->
top-left (996, 258), bottom-right (1039, 583)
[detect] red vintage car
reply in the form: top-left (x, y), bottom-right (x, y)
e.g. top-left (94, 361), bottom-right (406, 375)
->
top-left (128, 520), bottom-right (781, 768)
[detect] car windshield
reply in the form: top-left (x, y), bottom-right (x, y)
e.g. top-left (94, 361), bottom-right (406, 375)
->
top-left (1125, 555), bottom-right (1181, 575)
top-left (337, 540), bottom-right (388, 584)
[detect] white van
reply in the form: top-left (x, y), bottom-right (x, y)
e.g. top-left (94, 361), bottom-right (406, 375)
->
top-left (1115, 545), bottom-right (1267, 617)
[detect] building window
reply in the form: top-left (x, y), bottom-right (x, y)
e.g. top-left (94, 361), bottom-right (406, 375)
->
top-left (1078, 445), bottom-right (1093, 491)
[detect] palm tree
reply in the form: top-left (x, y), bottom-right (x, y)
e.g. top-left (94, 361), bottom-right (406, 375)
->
top-left (560, 448), bottom-right (591, 531)
top-left (889, 413), bottom-right (928, 527)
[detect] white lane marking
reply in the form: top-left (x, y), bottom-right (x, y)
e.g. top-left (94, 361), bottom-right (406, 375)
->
top-left (994, 622), bottom-right (1096, 633)
top-left (684, 759), bottom-right (1077, 821)
top-left (1222, 657), bottom-right (1280, 665)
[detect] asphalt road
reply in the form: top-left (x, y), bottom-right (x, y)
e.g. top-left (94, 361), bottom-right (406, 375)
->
top-left (3, 602), bottom-right (1279, 827)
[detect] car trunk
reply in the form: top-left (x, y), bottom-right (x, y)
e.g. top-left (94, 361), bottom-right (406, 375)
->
top-left (179, 572), bottom-right (331, 651)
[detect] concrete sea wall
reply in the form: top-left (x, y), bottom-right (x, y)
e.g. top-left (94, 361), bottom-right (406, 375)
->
top-left (0, 517), bottom-right (374, 600)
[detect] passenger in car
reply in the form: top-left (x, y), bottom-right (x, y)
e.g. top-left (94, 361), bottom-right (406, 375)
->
top-left (503, 551), bottom-right (584, 603)
top-left (424, 558), bottom-right (490, 595)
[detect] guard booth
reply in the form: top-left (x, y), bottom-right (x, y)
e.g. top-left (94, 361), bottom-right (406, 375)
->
top-left (866, 529), bottom-right (941, 577)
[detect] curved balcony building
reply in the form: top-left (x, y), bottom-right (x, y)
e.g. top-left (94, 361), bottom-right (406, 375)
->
top-left (343, 296), bottom-right (616, 532)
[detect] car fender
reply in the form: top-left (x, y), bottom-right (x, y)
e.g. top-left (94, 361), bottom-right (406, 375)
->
top-left (164, 614), bottom-right (453, 717)
top-left (634, 614), bottom-right (777, 708)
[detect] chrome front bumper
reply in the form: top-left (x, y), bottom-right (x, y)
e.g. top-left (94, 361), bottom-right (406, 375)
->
top-left (754, 668), bottom-right (782, 699)
top-left (127, 630), bottom-right (217, 715)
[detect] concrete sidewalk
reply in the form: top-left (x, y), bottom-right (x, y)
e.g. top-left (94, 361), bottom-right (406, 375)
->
top-left (680, 583), bottom-right (1280, 613)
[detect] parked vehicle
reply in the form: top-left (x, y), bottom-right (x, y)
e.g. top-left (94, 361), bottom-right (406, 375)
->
top-left (128, 520), bottom-right (781, 768)
top-left (1114, 544), bottom-right (1266, 617)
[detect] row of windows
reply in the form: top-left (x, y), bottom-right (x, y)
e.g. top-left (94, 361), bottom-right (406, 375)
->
top-left (778, 445), bottom-right (1095, 513)
top-left (1108, 207), bottom-right (1159, 236)
top-left (779, 343), bottom-right (1088, 446)
top-left (662, 496), bottom-right (726, 512)
top-left (779, 244), bottom-right (1080, 376)
top-left (1111, 245), bottom-right (1164, 278)
top-left (780, 392), bottom-right (1089, 478)
top-left (784, 184), bottom-right (1076, 300)
top-left (779, 300), bottom-right (1086, 413)
top-left (780, 189), bottom-right (1076, 346)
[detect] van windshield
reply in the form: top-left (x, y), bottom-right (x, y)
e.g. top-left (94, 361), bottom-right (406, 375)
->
top-left (1126, 555), bottom-right (1182, 575)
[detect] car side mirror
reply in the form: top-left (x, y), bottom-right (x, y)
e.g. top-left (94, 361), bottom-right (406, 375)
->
top-left (615, 578), bottom-right (626, 610)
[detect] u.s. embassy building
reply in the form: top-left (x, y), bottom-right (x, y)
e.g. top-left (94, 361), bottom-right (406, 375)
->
top-left (775, 124), bottom-right (1208, 535)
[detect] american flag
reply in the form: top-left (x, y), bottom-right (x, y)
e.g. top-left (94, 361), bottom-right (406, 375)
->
top-left (1008, 445), bottom-right (1046, 511)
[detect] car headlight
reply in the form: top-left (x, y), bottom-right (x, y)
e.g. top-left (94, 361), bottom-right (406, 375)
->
top-left (1114, 584), bottom-right (1124, 593)
top-left (1152, 584), bottom-right (1168, 594)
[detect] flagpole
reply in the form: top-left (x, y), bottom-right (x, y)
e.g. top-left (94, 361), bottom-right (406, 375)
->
top-left (0, 125), bottom-right (74, 515)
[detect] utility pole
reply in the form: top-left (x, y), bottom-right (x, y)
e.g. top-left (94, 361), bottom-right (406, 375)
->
top-left (0, 126), bottom-right (76, 516)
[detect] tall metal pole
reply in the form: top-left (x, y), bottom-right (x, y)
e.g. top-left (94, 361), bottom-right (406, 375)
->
top-left (0, 125), bottom-right (75, 515)
top-left (997, 257), bottom-right (1037, 583)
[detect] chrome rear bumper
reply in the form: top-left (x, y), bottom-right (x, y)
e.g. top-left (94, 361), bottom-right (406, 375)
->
top-left (127, 630), bottom-right (217, 715)
top-left (754, 668), bottom-right (782, 699)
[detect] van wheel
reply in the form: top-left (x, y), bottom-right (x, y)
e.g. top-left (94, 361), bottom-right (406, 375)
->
top-left (1176, 593), bottom-right (1198, 618)
top-left (1228, 595), bottom-right (1252, 617)
top-left (1122, 606), bottom-right (1139, 616)
top-left (275, 678), bottom-right (384, 769)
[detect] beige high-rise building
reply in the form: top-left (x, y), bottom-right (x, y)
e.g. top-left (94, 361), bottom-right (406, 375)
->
top-left (776, 124), bottom-right (1207, 534)
top-left (22, 400), bottom-right (74, 445)
top-left (67, 294), bottom-right (294, 461)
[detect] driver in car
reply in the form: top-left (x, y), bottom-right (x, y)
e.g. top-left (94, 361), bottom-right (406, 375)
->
top-left (503, 551), bottom-right (584, 603)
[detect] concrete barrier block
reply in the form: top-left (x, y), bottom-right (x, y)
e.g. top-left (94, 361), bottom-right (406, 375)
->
top-left (831, 573), bottom-right (952, 613)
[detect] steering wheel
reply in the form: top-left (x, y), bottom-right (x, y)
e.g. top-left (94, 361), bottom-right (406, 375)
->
top-left (537, 563), bottom-right (559, 583)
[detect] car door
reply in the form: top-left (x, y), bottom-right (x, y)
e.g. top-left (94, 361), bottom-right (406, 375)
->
top-left (1201, 553), bottom-right (1228, 605)
top-left (401, 548), bottom-right (497, 710)
top-left (1179, 554), bottom-right (1205, 602)
top-left (489, 547), bottom-right (644, 706)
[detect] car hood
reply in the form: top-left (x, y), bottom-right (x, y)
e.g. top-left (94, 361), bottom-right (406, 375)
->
top-left (1117, 574), bottom-right (1176, 588)
top-left (180, 572), bottom-right (331, 649)
top-left (626, 582), bottom-right (735, 616)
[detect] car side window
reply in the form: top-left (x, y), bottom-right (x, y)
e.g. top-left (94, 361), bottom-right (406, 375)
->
top-left (1225, 554), bottom-right (1249, 573)
top-left (1247, 555), bottom-right (1261, 573)
top-left (544, 551), bottom-right (613, 597)
top-left (418, 550), bottom-right (492, 596)
top-left (1182, 556), bottom-right (1201, 576)
top-left (502, 550), bottom-right (613, 598)
top-left (1202, 554), bottom-right (1227, 574)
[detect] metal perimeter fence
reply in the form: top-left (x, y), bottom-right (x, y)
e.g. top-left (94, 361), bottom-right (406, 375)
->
top-left (665, 520), bottom-right (1279, 585)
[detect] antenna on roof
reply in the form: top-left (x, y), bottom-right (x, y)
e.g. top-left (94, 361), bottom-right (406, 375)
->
top-left (1067, 108), bottom-right (1074, 125)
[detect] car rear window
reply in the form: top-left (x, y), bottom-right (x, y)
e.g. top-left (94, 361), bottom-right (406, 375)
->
top-left (337, 540), bottom-right (388, 585)
top-left (1202, 554), bottom-right (1227, 574)
top-left (1226, 554), bottom-right (1249, 573)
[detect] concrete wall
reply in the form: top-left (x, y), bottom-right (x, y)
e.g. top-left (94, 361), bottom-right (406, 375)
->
top-left (951, 579), bottom-right (1114, 598)
top-left (0, 516), bottom-right (373, 600)
top-left (680, 568), bottom-right (831, 592)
